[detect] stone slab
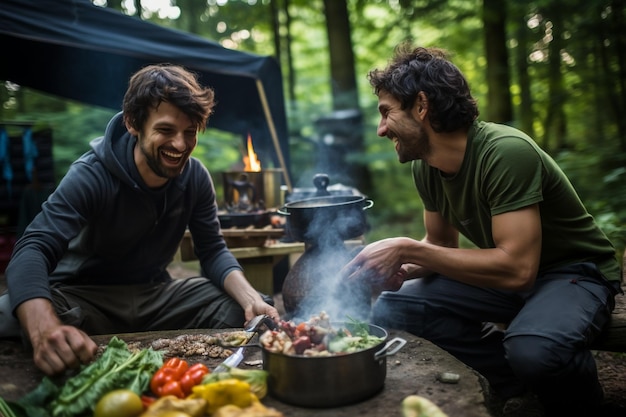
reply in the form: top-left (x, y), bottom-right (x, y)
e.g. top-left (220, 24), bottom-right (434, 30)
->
top-left (0, 328), bottom-right (491, 417)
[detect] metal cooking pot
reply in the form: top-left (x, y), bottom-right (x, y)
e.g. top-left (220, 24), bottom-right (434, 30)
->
top-left (261, 323), bottom-right (406, 407)
top-left (218, 210), bottom-right (272, 229)
top-left (277, 195), bottom-right (374, 243)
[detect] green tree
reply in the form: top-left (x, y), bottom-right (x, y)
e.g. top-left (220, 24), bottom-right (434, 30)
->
top-left (483, 0), bottom-right (513, 123)
top-left (2, 0), bottom-right (624, 251)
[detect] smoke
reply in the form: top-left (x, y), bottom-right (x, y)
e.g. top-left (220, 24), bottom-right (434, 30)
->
top-left (282, 200), bottom-right (371, 323)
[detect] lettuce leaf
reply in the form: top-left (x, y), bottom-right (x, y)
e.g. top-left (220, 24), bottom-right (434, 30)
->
top-left (47, 336), bottom-right (163, 417)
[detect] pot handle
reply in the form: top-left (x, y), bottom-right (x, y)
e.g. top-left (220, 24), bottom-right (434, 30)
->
top-left (278, 199), bottom-right (373, 215)
top-left (373, 337), bottom-right (407, 360)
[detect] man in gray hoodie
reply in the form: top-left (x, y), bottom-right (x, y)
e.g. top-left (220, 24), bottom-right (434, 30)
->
top-left (0, 64), bottom-right (278, 375)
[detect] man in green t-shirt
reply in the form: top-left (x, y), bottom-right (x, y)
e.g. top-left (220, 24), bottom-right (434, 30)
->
top-left (343, 44), bottom-right (622, 416)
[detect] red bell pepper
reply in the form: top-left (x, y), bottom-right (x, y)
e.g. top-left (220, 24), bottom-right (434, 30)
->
top-left (150, 357), bottom-right (209, 398)
top-left (141, 394), bottom-right (157, 409)
top-left (179, 363), bottom-right (211, 395)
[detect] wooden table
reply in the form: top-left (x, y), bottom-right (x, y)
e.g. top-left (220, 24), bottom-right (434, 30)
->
top-left (176, 229), bottom-right (306, 295)
top-left (177, 230), bottom-right (363, 295)
top-left (0, 328), bottom-right (491, 417)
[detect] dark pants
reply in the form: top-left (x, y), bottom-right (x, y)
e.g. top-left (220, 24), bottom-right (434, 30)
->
top-left (371, 262), bottom-right (619, 415)
top-left (0, 277), bottom-right (247, 337)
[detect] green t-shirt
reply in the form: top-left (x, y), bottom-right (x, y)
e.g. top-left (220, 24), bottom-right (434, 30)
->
top-left (412, 120), bottom-right (620, 282)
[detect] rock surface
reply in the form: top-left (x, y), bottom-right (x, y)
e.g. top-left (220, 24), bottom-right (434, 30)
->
top-left (0, 328), bottom-right (491, 417)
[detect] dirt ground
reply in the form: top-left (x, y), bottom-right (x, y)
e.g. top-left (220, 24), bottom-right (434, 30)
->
top-left (170, 264), bottom-right (626, 415)
top-left (595, 350), bottom-right (626, 416)
top-left (596, 293), bottom-right (626, 416)
top-left (1, 267), bottom-right (625, 416)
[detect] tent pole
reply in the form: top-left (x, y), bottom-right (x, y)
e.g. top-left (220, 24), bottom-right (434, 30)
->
top-left (255, 80), bottom-right (292, 193)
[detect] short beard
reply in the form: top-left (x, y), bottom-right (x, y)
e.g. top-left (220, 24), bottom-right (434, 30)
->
top-left (399, 123), bottom-right (431, 163)
top-left (138, 138), bottom-right (181, 179)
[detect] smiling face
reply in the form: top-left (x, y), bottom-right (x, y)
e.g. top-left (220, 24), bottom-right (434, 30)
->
top-left (376, 90), bottom-right (431, 164)
top-left (126, 101), bottom-right (198, 188)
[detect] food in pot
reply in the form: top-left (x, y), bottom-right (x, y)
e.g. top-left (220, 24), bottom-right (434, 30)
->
top-left (259, 312), bottom-right (383, 356)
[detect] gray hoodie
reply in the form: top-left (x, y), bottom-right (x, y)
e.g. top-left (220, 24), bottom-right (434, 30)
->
top-left (6, 112), bottom-right (241, 313)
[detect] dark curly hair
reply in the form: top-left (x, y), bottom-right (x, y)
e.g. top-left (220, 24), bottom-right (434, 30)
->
top-left (123, 64), bottom-right (215, 133)
top-left (368, 43), bottom-right (478, 133)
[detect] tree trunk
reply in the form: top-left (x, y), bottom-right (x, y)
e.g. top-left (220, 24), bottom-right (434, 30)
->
top-left (176, 0), bottom-right (204, 34)
top-left (321, 0), bottom-right (371, 194)
top-left (541, 3), bottom-right (567, 152)
top-left (133, 0), bottom-right (141, 18)
top-left (269, 0), bottom-right (297, 110)
top-left (269, 0), bottom-right (281, 64)
top-left (513, 12), bottom-right (534, 137)
top-left (607, 0), bottom-right (626, 151)
top-left (283, 0), bottom-right (297, 112)
top-left (483, 0), bottom-right (513, 124)
top-left (322, 0), bottom-right (359, 110)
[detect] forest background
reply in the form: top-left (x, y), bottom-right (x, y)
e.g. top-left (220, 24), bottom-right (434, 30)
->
top-left (1, 0), bottom-right (625, 260)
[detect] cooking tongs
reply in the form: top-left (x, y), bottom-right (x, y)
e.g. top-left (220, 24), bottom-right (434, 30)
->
top-left (213, 314), bottom-right (277, 373)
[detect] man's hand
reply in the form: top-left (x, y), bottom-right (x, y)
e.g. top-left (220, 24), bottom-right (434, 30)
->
top-left (342, 237), bottom-right (413, 291)
top-left (242, 299), bottom-right (280, 324)
top-left (16, 298), bottom-right (97, 375)
top-left (222, 270), bottom-right (280, 324)
top-left (31, 324), bottom-right (98, 375)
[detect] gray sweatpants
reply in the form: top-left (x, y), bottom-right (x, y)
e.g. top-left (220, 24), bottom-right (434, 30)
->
top-left (0, 276), bottom-right (246, 337)
top-left (371, 261), bottom-right (620, 415)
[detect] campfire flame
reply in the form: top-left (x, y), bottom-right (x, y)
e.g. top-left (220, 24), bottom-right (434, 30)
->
top-left (243, 134), bottom-right (261, 172)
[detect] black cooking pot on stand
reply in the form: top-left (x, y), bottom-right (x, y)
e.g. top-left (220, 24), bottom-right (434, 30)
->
top-left (277, 195), bottom-right (373, 244)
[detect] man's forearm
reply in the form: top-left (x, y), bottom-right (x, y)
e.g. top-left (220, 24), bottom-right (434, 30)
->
top-left (16, 298), bottom-right (62, 339)
top-left (223, 270), bottom-right (265, 308)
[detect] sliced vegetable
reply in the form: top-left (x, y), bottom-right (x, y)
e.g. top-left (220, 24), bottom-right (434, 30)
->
top-left (201, 366), bottom-right (268, 399)
top-left (189, 379), bottom-right (256, 414)
top-left (150, 359), bottom-right (209, 398)
top-left (261, 314), bottom-right (383, 356)
top-left (212, 401), bottom-right (284, 417)
top-left (155, 412), bottom-right (192, 417)
top-left (327, 319), bottom-right (383, 353)
top-left (139, 395), bottom-right (206, 417)
top-left (401, 395), bottom-right (449, 417)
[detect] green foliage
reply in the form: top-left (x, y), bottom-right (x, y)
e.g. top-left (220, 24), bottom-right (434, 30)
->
top-left (0, 87), bottom-right (117, 181)
top-left (2, 0), bottom-right (625, 252)
top-left (555, 146), bottom-right (626, 253)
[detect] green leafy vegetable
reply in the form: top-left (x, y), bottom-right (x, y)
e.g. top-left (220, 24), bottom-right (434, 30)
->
top-left (15, 377), bottom-right (59, 417)
top-left (327, 318), bottom-right (383, 353)
top-left (43, 336), bottom-right (162, 417)
top-left (0, 396), bottom-right (20, 417)
top-left (0, 373), bottom-right (60, 417)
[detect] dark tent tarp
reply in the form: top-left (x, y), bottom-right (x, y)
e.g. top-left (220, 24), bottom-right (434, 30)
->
top-left (0, 0), bottom-right (291, 189)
